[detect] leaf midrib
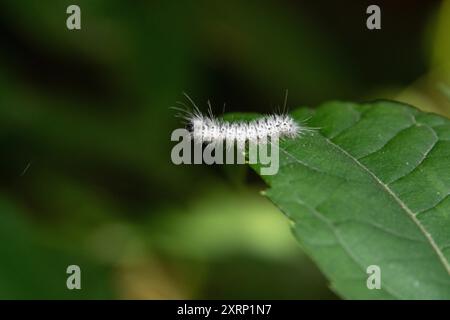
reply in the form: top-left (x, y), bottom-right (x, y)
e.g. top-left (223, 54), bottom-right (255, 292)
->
top-left (321, 135), bottom-right (450, 275)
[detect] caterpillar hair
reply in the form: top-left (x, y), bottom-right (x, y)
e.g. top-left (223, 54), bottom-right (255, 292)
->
top-left (173, 92), bottom-right (311, 145)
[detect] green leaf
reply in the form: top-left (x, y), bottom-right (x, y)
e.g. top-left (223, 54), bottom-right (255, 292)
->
top-left (248, 100), bottom-right (450, 299)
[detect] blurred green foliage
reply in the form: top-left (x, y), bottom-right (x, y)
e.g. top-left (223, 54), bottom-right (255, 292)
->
top-left (0, 0), bottom-right (448, 299)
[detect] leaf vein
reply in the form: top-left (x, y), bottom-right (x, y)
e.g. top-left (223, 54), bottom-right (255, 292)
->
top-left (386, 125), bottom-right (438, 185)
top-left (294, 198), bottom-right (404, 298)
top-left (322, 137), bottom-right (450, 275)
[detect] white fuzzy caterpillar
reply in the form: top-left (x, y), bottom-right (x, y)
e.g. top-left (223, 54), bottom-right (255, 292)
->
top-left (171, 93), bottom-right (312, 175)
top-left (187, 112), bottom-right (301, 144)
top-left (173, 92), bottom-right (312, 146)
